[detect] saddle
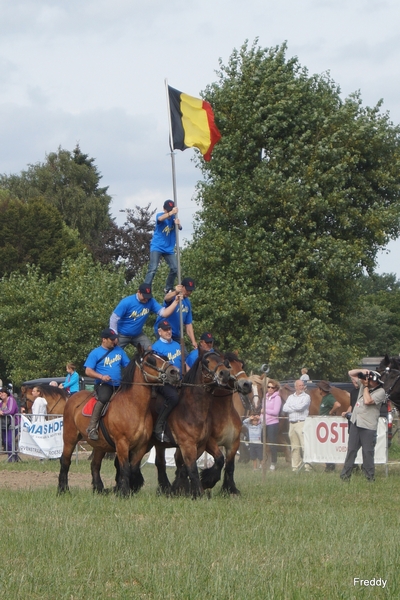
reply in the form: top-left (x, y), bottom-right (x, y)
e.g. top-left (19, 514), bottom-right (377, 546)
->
top-left (82, 397), bottom-right (111, 419)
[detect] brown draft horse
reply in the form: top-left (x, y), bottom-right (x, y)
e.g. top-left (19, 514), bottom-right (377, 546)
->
top-left (199, 352), bottom-right (252, 494)
top-left (155, 351), bottom-right (252, 497)
top-left (152, 350), bottom-right (235, 498)
top-left (58, 348), bottom-right (180, 496)
top-left (23, 384), bottom-right (68, 415)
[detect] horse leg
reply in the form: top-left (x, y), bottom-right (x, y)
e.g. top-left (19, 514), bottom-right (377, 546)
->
top-left (114, 440), bottom-right (131, 497)
top-left (58, 432), bottom-right (81, 494)
top-left (171, 448), bottom-right (190, 496)
top-left (130, 461), bottom-right (145, 494)
top-left (221, 439), bottom-right (241, 496)
top-left (91, 447), bottom-right (107, 493)
top-left (155, 445), bottom-right (172, 495)
top-left (179, 445), bottom-right (203, 498)
top-left (201, 438), bottom-right (225, 491)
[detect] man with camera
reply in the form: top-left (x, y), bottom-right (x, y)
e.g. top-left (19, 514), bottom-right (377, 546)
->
top-left (340, 369), bottom-right (386, 482)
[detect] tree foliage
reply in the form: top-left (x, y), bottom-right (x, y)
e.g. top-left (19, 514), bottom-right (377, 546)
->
top-left (0, 195), bottom-right (83, 278)
top-left (0, 253), bottom-right (133, 384)
top-left (185, 41), bottom-right (400, 379)
top-left (0, 145), bottom-right (112, 252)
top-left (93, 204), bottom-right (155, 282)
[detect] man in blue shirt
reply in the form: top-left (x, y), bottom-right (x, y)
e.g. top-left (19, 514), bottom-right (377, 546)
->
top-left (84, 328), bottom-right (131, 440)
top-left (143, 199), bottom-right (182, 293)
top-left (186, 332), bottom-right (215, 370)
top-left (154, 277), bottom-right (197, 350)
top-left (151, 320), bottom-right (182, 442)
top-left (110, 282), bottom-right (181, 351)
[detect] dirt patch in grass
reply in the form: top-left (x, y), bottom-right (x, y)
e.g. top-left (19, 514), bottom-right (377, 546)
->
top-left (0, 469), bottom-right (95, 490)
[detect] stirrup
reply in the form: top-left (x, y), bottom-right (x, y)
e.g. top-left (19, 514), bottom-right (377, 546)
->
top-left (87, 428), bottom-right (99, 441)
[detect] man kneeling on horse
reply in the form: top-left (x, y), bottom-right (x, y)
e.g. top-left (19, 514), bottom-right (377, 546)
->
top-left (84, 328), bottom-right (131, 441)
top-left (151, 319), bottom-right (183, 443)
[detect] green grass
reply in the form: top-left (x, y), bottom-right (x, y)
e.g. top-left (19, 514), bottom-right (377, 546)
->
top-left (0, 450), bottom-right (399, 599)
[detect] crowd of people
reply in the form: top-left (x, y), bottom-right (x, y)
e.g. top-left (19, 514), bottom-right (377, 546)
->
top-left (242, 367), bottom-right (387, 482)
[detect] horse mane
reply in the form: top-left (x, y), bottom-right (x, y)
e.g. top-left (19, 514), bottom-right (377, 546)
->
top-left (182, 357), bottom-right (201, 385)
top-left (37, 384), bottom-right (68, 400)
top-left (224, 352), bottom-right (245, 369)
top-left (120, 355), bottom-right (138, 392)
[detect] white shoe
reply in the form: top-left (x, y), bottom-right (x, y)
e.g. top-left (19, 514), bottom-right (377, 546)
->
top-left (270, 464), bottom-right (276, 471)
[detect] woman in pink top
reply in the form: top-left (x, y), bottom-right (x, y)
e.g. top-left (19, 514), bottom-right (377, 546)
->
top-left (260, 378), bottom-right (282, 470)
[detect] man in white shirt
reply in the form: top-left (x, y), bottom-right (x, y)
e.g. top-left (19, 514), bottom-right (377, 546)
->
top-left (282, 380), bottom-right (311, 471)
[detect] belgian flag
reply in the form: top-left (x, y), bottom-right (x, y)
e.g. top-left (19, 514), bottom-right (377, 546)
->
top-left (168, 86), bottom-right (221, 161)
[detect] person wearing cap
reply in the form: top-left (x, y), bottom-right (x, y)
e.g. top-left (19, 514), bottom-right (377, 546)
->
top-left (84, 328), bottom-right (131, 440)
top-left (340, 369), bottom-right (386, 482)
top-left (186, 332), bottom-right (215, 370)
top-left (154, 278), bottom-right (197, 350)
top-left (110, 283), bottom-right (181, 351)
top-left (317, 381), bottom-right (341, 472)
top-left (143, 199), bottom-right (183, 293)
top-left (151, 320), bottom-right (182, 442)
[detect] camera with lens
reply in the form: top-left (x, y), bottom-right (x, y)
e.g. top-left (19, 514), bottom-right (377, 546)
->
top-left (358, 371), bottom-right (380, 383)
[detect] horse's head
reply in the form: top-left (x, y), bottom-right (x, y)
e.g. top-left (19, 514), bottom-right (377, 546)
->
top-left (223, 352), bottom-right (252, 395)
top-left (200, 351), bottom-right (232, 387)
top-left (139, 350), bottom-right (181, 385)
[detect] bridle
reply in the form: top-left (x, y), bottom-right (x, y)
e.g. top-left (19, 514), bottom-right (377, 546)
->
top-left (379, 366), bottom-right (400, 401)
top-left (136, 350), bottom-right (179, 385)
top-left (200, 351), bottom-right (232, 389)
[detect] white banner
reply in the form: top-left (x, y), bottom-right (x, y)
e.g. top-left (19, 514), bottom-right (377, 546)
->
top-left (19, 415), bottom-right (64, 459)
top-left (303, 416), bottom-right (387, 464)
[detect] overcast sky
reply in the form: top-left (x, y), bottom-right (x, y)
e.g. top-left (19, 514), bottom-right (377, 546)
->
top-left (1, 0), bottom-right (399, 276)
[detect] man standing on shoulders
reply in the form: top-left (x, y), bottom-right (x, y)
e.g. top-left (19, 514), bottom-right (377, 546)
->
top-left (282, 380), bottom-right (312, 472)
top-left (84, 328), bottom-right (130, 441)
top-left (143, 199), bottom-right (182, 293)
top-left (154, 278), bottom-right (197, 350)
top-left (110, 283), bottom-right (181, 351)
top-left (186, 332), bottom-right (215, 370)
top-left (340, 369), bottom-right (386, 482)
top-left (317, 380), bottom-right (341, 472)
top-left (151, 320), bottom-right (182, 442)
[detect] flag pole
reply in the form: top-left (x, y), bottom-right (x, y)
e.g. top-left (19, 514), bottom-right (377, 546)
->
top-left (165, 79), bottom-right (186, 374)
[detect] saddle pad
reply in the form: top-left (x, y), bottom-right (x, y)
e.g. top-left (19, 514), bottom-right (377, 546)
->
top-left (82, 397), bottom-right (97, 417)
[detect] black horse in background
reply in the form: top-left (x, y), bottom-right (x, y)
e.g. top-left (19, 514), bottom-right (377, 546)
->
top-left (377, 355), bottom-right (400, 411)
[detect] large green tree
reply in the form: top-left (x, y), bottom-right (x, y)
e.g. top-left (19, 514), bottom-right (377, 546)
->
top-left (0, 145), bottom-right (112, 252)
top-left (0, 253), bottom-right (133, 384)
top-left (185, 41), bottom-right (400, 379)
top-left (0, 195), bottom-right (83, 278)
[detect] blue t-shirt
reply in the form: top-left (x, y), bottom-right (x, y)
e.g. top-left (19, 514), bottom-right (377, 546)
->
top-left (186, 347), bottom-right (215, 368)
top-left (63, 371), bottom-right (80, 393)
top-left (113, 294), bottom-right (163, 336)
top-left (150, 212), bottom-right (177, 254)
top-left (154, 297), bottom-right (192, 338)
top-left (152, 338), bottom-right (182, 373)
top-left (84, 345), bottom-right (131, 386)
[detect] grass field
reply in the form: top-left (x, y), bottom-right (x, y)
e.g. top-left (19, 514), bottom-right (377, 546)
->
top-left (0, 446), bottom-right (399, 600)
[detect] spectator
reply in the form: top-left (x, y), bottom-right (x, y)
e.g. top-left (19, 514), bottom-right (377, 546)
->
top-left (340, 369), bottom-right (386, 482)
top-left (143, 199), bottom-right (182, 293)
top-left (186, 332), bottom-right (215, 370)
top-left (84, 328), bottom-right (130, 441)
top-left (260, 378), bottom-right (282, 471)
top-left (300, 368), bottom-right (310, 382)
top-left (282, 380), bottom-right (312, 472)
top-left (0, 387), bottom-right (19, 462)
top-left (31, 386), bottom-right (48, 424)
top-left (317, 380), bottom-right (341, 472)
top-left (243, 414), bottom-right (263, 470)
top-left (154, 278), bottom-right (197, 350)
top-left (110, 283), bottom-right (181, 351)
top-left (59, 362), bottom-right (79, 395)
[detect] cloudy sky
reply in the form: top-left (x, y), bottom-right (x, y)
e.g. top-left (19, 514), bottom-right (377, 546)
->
top-left (1, 0), bottom-right (399, 276)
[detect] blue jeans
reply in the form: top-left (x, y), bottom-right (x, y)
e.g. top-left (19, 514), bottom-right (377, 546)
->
top-left (144, 251), bottom-right (177, 290)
